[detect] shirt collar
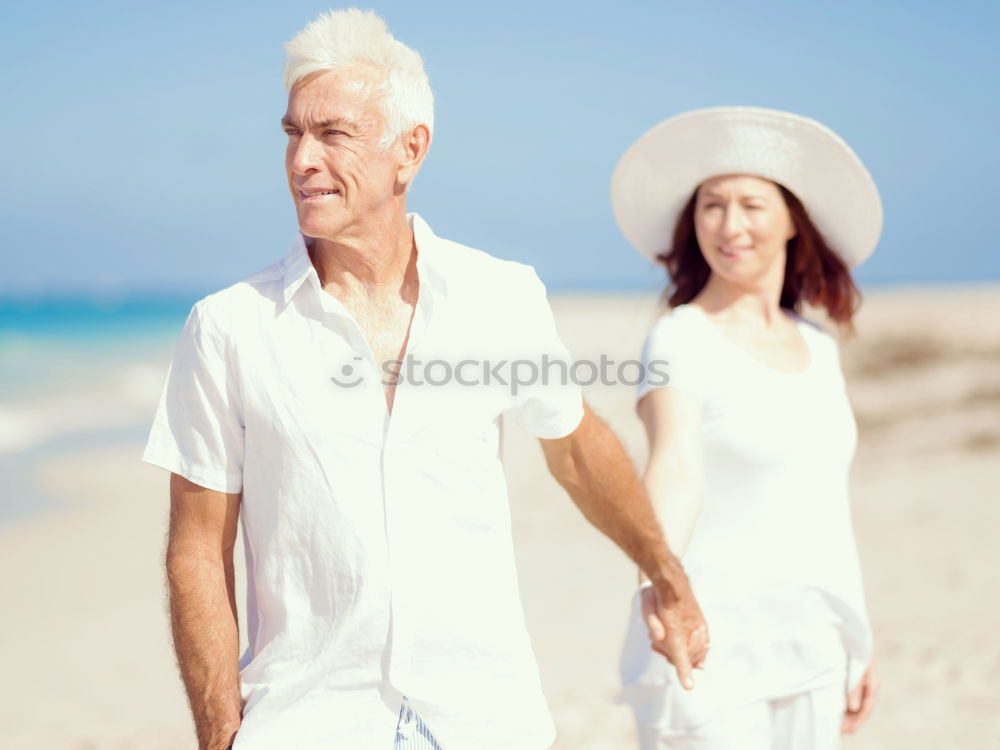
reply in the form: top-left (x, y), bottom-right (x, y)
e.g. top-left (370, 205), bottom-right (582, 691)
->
top-left (281, 212), bottom-right (449, 306)
top-left (281, 233), bottom-right (315, 305)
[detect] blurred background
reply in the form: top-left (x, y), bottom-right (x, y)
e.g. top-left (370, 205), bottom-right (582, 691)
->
top-left (1, 1), bottom-right (997, 748)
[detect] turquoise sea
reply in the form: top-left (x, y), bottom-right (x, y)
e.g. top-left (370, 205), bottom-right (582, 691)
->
top-left (0, 294), bottom-right (200, 521)
top-left (0, 295), bottom-right (197, 396)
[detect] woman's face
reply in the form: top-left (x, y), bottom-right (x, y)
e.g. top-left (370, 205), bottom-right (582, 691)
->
top-left (693, 174), bottom-right (797, 286)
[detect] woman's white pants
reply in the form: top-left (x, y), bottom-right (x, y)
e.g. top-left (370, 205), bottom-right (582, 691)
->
top-left (630, 680), bottom-right (847, 750)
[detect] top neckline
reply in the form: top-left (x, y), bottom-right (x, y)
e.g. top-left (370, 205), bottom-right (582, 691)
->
top-left (676, 303), bottom-right (816, 377)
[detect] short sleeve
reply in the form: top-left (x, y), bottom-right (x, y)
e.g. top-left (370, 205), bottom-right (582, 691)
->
top-left (503, 269), bottom-right (585, 439)
top-left (142, 301), bottom-right (245, 493)
top-left (636, 312), bottom-right (708, 403)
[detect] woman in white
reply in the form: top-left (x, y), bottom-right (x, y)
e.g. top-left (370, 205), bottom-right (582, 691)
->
top-left (610, 107), bottom-right (880, 749)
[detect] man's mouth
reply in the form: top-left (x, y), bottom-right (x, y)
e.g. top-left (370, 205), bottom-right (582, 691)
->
top-left (300, 189), bottom-right (342, 200)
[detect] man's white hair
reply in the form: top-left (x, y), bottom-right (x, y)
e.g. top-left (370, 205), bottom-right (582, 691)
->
top-left (284, 9), bottom-right (434, 147)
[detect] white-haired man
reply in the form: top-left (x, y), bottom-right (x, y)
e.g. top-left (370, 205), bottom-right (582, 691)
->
top-left (144, 9), bottom-right (707, 750)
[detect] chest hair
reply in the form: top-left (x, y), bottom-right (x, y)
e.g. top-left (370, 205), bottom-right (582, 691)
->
top-left (340, 285), bottom-right (418, 409)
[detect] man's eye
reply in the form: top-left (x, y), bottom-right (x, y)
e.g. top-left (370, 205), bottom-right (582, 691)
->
top-left (284, 128), bottom-right (301, 136)
top-left (325, 130), bottom-right (346, 137)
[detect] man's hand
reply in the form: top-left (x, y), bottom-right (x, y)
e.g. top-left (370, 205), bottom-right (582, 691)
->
top-left (841, 662), bottom-right (878, 734)
top-left (641, 578), bottom-right (709, 689)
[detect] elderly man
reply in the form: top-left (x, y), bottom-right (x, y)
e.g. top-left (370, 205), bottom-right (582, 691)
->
top-left (144, 9), bottom-right (706, 750)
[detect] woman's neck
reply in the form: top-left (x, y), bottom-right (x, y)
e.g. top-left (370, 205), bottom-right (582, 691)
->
top-left (692, 274), bottom-right (788, 328)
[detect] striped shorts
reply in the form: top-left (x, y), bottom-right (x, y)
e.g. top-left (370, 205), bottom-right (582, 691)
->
top-left (394, 696), bottom-right (443, 749)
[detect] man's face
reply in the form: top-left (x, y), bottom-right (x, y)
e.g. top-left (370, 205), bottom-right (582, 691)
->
top-left (282, 67), bottom-right (402, 241)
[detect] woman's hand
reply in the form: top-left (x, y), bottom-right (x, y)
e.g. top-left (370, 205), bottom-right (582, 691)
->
top-left (841, 661), bottom-right (879, 734)
top-left (640, 581), bottom-right (709, 690)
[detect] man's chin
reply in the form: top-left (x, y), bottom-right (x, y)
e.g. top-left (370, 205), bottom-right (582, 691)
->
top-left (296, 212), bottom-right (343, 241)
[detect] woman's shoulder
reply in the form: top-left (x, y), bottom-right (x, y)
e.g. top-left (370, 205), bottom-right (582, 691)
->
top-left (790, 311), bottom-right (829, 334)
top-left (642, 305), bottom-right (706, 354)
top-left (789, 313), bottom-right (846, 375)
top-left (641, 304), bottom-right (723, 377)
top-left (646, 303), bottom-right (705, 339)
top-left (790, 312), bottom-right (840, 350)
top-left (639, 305), bottom-right (714, 401)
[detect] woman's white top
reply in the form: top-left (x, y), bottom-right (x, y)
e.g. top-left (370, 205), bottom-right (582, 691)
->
top-left (618, 304), bottom-right (872, 729)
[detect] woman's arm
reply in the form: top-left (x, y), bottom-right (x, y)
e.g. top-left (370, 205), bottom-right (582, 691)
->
top-left (635, 386), bottom-right (705, 577)
top-left (634, 386), bottom-right (709, 678)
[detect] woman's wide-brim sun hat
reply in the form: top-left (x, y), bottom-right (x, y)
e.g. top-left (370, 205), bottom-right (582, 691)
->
top-left (610, 106), bottom-right (883, 269)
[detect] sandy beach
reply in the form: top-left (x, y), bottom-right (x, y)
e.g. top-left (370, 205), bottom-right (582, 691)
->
top-left (1, 284), bottom-right (998, 749)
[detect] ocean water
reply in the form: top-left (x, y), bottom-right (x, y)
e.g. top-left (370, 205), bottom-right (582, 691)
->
top-left (0, 295), bottom-right (198, 521)
top-left (0, 296), bottom-right (196, 397)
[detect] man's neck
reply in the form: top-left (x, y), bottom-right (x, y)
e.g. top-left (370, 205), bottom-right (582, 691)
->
top-left (309, 210), bottom-right (415, 299)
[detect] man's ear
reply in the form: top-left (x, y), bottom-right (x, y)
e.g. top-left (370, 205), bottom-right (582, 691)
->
top-left (397, 124), bottom-right (431, 189)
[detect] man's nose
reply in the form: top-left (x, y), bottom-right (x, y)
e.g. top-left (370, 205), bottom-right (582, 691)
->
top-left (290, 135), bottom-right (321, 175)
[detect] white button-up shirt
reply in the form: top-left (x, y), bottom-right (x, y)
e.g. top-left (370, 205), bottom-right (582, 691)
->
top-left (143, 214), bottom-right (584, 750)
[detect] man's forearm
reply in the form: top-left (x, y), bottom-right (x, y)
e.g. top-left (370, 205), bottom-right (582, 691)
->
top-left (166, 548), bottom-right (243, 750)
top-left (542, 406), bottom-right (688, 590)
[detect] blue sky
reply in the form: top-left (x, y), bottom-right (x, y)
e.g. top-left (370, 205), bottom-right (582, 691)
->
top-left (1, 0), bottom-right (997, 296)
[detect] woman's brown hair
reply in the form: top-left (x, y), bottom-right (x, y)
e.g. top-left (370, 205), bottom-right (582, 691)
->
top-left (657, 183), bottom-right (861, 328)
